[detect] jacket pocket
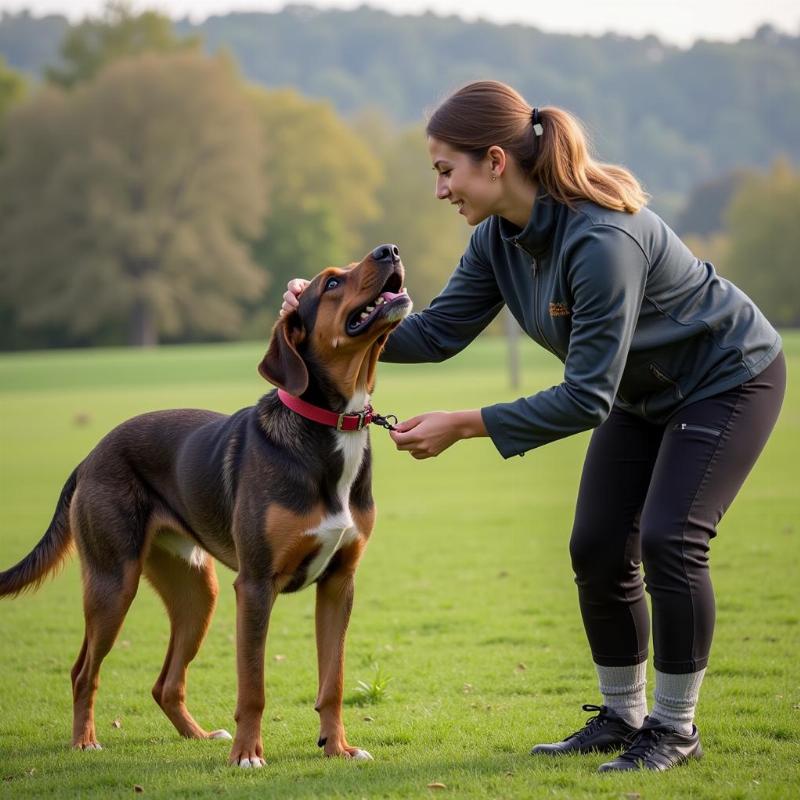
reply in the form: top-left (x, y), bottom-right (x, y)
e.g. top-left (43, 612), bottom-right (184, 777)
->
top-left (634, 361), bottom-right (685, 417)
top-left (649, 362), bottom-right (684, 400)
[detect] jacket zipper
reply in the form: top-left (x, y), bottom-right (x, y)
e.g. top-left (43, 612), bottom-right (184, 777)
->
top-left (672, 423), bottom-right (722, 437)
top-left (532, 256), bottom-right (557, 354)
top-left (515, 238), bottom-right (555, 353)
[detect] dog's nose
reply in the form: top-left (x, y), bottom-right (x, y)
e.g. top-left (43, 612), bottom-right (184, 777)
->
top-left (371, 244), bottom-right (400, 263)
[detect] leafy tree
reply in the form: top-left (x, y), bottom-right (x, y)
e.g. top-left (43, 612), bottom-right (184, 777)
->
top-left (0, 58), bottom-right (27, 349)
top-left (46, 0), bottom-right (199, 88)
top-left (0, 52), bottom-right (266, 347)
top-left (245, 87), bottom-right (382, 333)
top-left (721, 159), bottom-right (800, 327)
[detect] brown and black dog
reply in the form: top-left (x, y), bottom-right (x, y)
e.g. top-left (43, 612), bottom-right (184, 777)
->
top-left (0, 244), bottom-right (411, 766)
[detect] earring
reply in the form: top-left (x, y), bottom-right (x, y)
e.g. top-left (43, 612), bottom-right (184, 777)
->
top-left (491, 174), bottom-right (497, 182)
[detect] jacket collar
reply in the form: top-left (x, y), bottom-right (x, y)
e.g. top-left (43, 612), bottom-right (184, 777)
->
top-left (498, 186), bottom-right (561, 256)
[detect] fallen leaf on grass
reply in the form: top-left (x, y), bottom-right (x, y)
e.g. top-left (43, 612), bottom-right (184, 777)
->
top-left (515, 663), bottom-right (527, 672)
top-left (462, 683), bottom-right (473, 694)
top-left (363, 716), bottom-right (374, 722)
top-left (112, 720), bottom-right (122, 729)
top-left (427, 782), bottom-right (447, 789)
top-left (624, 794), bottom-right (641, 800)
top-left (134, 786), bottom-right (144, 793)
top-left (274, 654), bottom-right (286, 662)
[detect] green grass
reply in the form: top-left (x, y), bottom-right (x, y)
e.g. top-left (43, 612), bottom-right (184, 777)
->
top-left (1, 334), bottom-right (799, 799)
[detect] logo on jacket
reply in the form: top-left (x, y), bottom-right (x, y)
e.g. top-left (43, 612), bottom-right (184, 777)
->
top-left (549, 301), bottom-right (571, 317)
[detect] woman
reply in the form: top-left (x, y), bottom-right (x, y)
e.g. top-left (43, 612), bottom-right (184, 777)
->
top-left (281, 80), bottom-right (785, 772)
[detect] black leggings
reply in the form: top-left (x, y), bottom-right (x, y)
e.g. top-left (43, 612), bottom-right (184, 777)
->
top-left (570, 352), bottom-right (786, 674)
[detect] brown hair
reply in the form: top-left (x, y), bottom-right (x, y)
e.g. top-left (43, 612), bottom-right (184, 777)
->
top-left (426, 80), bottom-right (647, 213)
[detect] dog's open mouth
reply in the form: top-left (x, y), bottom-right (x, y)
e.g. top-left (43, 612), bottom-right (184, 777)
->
top-left (346, 271), bottom-right (411, 336)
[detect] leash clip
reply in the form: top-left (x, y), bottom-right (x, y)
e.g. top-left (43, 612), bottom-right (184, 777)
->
top-left (371, 412), bottom-right (398, 432)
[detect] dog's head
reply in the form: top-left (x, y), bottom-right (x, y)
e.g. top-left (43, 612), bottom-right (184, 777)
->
top-left (259, 244), bottom-right (412, 399)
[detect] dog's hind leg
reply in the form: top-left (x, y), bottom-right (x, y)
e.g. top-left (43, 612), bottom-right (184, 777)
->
top-left (71, 560), bottom-right (141, 750)
top-left (144, 543), bottom-right (230, 740)
top-left (69, 482), bottom-right (147, 750)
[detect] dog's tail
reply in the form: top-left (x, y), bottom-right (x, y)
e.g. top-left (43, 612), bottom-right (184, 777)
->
top-left (0, 467), bottom-right (78, 598)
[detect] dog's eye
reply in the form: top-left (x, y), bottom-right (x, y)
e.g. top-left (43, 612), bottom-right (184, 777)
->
top-left (324, 277), bottom-right (340, 291)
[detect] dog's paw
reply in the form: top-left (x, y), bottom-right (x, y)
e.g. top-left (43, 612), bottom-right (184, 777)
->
top-left (209, 729), bottom-right (233, 740)
top-left (73, 741), bottom-right (103, 751)
top-left (233, 756), bottom-right (265, 768)
top-left (228, 742), bottom-right (265, 768)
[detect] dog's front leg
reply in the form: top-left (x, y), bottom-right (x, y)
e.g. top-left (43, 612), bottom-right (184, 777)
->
top-left (314, 550), bottom-right (372, 760)
top-left (229, 573), bottom-right (274, 767)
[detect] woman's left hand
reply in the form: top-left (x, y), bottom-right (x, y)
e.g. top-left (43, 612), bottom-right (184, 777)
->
top-left (389, 410), bottom-right (487, 459)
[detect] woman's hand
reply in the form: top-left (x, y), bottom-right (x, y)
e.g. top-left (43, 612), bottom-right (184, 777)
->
top-left (280, 278), bottom-right (310, 316)
top-left (389, 410), bottom-right (487, 459)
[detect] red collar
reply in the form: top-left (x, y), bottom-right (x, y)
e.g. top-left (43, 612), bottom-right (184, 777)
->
top-left (277, 389), bottom-right (374, 432)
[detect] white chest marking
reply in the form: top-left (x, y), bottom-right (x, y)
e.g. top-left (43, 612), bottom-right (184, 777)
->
top-left (299, 390), bottom-right (370, 589)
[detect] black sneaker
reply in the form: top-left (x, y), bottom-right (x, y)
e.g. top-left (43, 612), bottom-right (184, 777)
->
top-left (598, 717), bottom-right (703, 772)
top-left (530, 704), bottom-right (639, 756)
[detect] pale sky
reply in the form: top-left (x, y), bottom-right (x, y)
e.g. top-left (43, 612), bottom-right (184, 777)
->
top-left (0, 0), bottom-right (798, 47)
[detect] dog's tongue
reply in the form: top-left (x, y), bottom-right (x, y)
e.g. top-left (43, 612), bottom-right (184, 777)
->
top-left (380, 290), bottom-right (406, 302)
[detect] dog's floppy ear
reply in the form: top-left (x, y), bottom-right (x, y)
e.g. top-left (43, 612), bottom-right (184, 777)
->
top-left (258, 312), bottom-right (308, 395)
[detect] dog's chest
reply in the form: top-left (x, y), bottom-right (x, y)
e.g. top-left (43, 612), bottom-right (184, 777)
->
top-left (298, 409), bottom-right (369, 590)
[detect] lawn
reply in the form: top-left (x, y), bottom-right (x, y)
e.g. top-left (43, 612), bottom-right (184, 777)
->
top-left (1, 334), bottom-right (798, 799)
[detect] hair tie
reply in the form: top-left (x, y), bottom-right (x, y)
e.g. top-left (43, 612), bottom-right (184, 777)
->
top-left (531, 107), bottom-right (543, 137)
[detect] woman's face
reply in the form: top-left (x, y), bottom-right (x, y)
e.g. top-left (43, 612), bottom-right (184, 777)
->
top-left (428, 136), bottom-right (500, 226)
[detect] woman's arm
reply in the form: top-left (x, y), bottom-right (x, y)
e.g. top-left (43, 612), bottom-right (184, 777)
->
top-left (380, 230), bottom-right (504, 363)
top-left (390, 226), bottom-right (649, 460)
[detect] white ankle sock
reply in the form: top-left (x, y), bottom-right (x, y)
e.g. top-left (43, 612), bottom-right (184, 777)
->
top-left (651, 668), bottom-right (705, 735)
top-left (595, 662), bottom-right (648, 728)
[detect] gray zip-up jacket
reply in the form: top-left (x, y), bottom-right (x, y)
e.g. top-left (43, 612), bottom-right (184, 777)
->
top-left (381, 192), bottom-right (781, 458)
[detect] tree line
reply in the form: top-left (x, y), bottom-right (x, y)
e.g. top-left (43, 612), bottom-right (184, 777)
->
top-left (3, 4), bottom-right (799, 219)
top-left (0, 3), bottom-right (797, 350)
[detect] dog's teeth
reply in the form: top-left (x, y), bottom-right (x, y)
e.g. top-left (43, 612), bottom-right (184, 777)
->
top-left (376, 297), bottom-right (384, 305)
top-left (365, 305), bottom-right (375, 312)
top-left (360, 311), bottom-right (369, 319)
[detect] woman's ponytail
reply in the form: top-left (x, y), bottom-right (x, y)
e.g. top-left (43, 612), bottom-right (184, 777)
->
top-left (426, 81), bottom-right (647, 214)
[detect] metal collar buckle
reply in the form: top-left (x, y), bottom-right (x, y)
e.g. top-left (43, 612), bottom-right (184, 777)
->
top-left (337, 408), bottom-right (368, 431)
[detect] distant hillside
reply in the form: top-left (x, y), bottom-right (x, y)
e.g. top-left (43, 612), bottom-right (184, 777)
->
top-left (2, 5), bottom-right (798, 217)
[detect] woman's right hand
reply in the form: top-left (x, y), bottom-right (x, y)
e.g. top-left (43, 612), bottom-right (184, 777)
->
top-left (280, 279), bottom-right (310, 316)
